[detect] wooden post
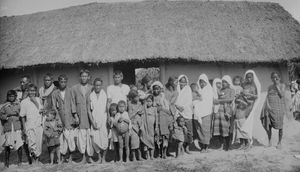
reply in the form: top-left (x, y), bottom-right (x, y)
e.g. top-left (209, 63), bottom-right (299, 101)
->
top-left (159, 63), bottom-right (166, 84)
top-left (32, 67), bottom-right (38, 87)
top-left (108, 64), bottom-right (114, 85)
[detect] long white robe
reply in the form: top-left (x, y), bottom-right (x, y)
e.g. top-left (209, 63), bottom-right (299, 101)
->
top-left (89, 90), bottom-right (108, 152)
top-left (195, 74), bottom-right (214, 123)
top-left (175, 75), bottom-right (193, 120)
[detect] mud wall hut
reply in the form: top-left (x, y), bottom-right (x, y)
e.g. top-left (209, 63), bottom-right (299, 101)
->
top-left (0, 1), bottom-right (300, 102)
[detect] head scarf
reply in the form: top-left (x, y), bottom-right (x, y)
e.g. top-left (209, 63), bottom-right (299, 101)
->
top-left (239, 70), bottom-right (262, 145)
top-left (212, 78), bottom-right (222, 99)
top-left (175, 75), bottom-right (193, 119)
top-left (197, 74), bottom-right (211, 91)
top-left (244, 70), bottom-right (261, 98)
top-left (195, 74), bottom-right (214, 119)
top-left (151, 81), bottom-right (164, 91)
top-left (222, 75), bottom-right (233, 89)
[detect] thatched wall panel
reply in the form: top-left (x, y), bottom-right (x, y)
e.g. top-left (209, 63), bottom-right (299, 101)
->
top-left (1, 1), bottom-right (299, 68)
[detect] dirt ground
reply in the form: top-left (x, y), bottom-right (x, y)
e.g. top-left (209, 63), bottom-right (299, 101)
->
top-left (1, 119), bottom-right (300, 172)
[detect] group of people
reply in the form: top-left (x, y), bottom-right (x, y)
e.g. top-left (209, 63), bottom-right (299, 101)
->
top-left (0, 68), bottom-right (297, 168)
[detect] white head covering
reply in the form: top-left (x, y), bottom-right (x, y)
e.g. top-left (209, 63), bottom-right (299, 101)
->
top-left (197, 74), bottom-right (211, 90)
top-left (239, 70), bottom-right (262, 145)
top-left (244, 70), bottom-right (261, 98)
top-left (222, 75), bottom-right (233, 89)
top-left (175, 75), bottom-right (193, 119)
top-left (212, 78), bottom-right (222, 99)
top-left (151, 81), bottom-right (164, 91)
top-left (195, 74), bottom-right (214, 119)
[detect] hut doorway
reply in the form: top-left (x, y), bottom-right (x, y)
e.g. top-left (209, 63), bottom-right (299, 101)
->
top-left (113, 60), bottom-right (160, 86)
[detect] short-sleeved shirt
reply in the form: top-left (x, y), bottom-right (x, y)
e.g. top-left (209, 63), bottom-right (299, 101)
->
top-left (107, 84), bottom-right (130, 104)
top-left (20, 97), bottom-right (43, 130)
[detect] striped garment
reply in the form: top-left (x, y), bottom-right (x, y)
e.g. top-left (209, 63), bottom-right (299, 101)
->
top-left (267, 85), bottom-right (286, 129)
top-left (213, 88), bottom-right (235, 137)
top-left (194, 114), bottom-right (212, 145)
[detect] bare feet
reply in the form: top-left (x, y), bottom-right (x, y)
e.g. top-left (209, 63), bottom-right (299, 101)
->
top-left (201, 149), bottom-right (209, 153)
top-left (276, 143), bottom-right (282, 149)
top-left (238, 143), bottom-right (245, 150)
top-left (96, 157), bottom-right (103, 164)
top-left (79, 158), bottom-right (87, 164)
top-left (185, 149), bottom-right (191, 154)
top-left (268, 141), bottom-right (272, 147)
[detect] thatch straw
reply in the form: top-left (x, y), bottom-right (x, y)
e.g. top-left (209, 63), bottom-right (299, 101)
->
top-left (0, 1), bottom-right (300, 68)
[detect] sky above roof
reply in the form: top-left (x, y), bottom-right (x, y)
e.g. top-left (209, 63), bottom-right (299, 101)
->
top-left (0, 0), bottom-right (299, 22)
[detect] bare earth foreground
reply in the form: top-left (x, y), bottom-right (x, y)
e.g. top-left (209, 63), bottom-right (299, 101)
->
top-left (1, 118), bottom-right (300, 172)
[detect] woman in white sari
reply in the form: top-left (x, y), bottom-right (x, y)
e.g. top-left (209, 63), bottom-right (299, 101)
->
top-left (193, 74), bottom-right (214, 152)
top-left (175, 75), bottom-right (193, 153)
top-left (88, 78), bottom-right (108, 163)
top-left (233, 70), bottom-right (261, 150)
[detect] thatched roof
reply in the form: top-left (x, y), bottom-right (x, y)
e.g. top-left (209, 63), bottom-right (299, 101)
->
top-left (0, 1), bottom-right (300, 68)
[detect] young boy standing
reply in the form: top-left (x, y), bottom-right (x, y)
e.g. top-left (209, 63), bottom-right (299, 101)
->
top-left (52, 74), bottom-right (77, 163)
top-left (114, 100), bottom-right (131, 162)
top-left (0, 90), bottom-right (23, 167)
top-left (43, 110), bottom-right (63, 164)
top-left (71, 69), bottom-right (93, 163)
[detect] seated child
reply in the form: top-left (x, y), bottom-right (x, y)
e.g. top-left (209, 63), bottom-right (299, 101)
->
top-left (114, 100), bottom-right (131, 162)
top-left (172, 116), bottom-right (186, 158)
top-left (43, 110), bottom-right (63, 164)
top-left (128, 90), bottom-right (144, 161)
top-left (0, 90), bottom-right (23, 167)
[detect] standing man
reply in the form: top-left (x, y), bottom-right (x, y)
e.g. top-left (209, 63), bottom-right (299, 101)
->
top-left (107, 70), bottom-right (130, 106)
top-left (14, 75), bottom-right (32, 164)
top-left (52, 74), bottom-right (77, 163)
top-left (20, 84), bottom-right (44, 164)
top-left (15, 75), bottom-right (31, 102)
top-left (39, 73), bottom-right (56, 112)
top-left (71, 69), bottom-right (93, 163)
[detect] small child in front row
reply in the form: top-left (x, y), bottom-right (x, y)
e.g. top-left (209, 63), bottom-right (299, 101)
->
top-left (0, 90), bottom-right (23, 167)
top-left (172, 116), bottom-right (186, 158)
top-left (128, 90), bottom-right (144, 161)
top-left (142, 95), bottom-right (158, 160)
top-left (108, 103), bottom-right (119, 162)
top-left (114, 100), bottom-right (131, 162)
top-left (43, 110), bottom-right (63, 164)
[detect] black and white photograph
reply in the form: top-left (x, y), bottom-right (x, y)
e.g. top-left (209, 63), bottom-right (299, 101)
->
top-left (0, 0), bottom-right (299, 171)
